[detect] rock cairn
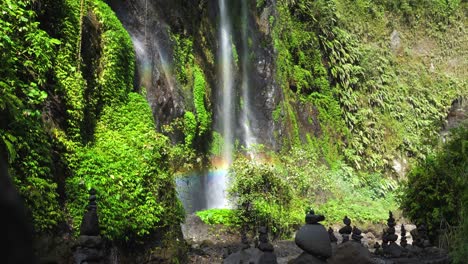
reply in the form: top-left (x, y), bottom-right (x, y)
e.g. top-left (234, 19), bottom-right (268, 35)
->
top-left (73, 188), bottom-right (105, 264)
top-left (338, 216), bottom-right (352, 243)
top-left (382, 211), bottom-right (403, 258)
top-left (224, 227), bottom-right (277, 264)
top-left (291, 210), bottom-right (332, 264)
top-left (383, 211), bottom-right (398, 244)
top-left (400, 224), bottom-right (408, 248)
top-left (256, 227), bottom-right (277, 264)
top-left (351, 226), bottom-right (363, 243)
top-left (411, 223), bottom-right (431, 248)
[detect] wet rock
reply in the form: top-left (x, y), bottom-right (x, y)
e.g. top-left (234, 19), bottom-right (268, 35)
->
top-left (289, 252), bottom-right (327, 264)
top-left (328, 242), bottom-right (373, 264)
top-left (383, 242), bottom-right (403, 258)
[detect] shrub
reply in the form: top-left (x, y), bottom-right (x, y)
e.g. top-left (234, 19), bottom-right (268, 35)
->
top-left (400, 124), bottom-right (468, 237)
top-left (0, 0), bottom-right (62, 232)
top-left (196, 209), bottom-right (240, 226)
top-left (228, 155), bottom-right (307, 237)
top-left (66, 93), bottom-right (184, 240)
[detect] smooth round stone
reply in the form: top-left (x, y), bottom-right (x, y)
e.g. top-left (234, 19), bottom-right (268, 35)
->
top-left (295, 224), bottom-right (332, 258)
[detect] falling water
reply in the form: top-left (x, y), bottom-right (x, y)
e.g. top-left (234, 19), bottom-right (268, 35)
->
top-left (241, 0), bottom-right (257, 151)
top-left (131, 36), bottom-right (152, 89)
top-left (203, 0), bottom-right (234, 209)
top-left (219, 0), bottom-right (234, 165)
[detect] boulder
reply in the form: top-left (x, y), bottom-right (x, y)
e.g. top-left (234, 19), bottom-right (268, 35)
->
top-left (288, 252), bottom-right (327, 264)
top-left (295, 224), bottom-right (332, 258)
top-left (327, 241), bottom-right (372, 264)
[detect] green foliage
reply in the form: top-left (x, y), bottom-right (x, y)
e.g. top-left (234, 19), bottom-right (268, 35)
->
top-left (193, 65), bottom-right (210, 136)
top-left (0, 0), bottom-right (62, 232)
top-left (228, 156), bottom-right (306, 237)
top-left (91, 0), bottom-right (135, 106)
top-left (228, 146), bottom-right (399, 236)
top-left (51, 0), bottom-right (87, 139)
top-left (171, 34), bottom-right (194, 87)
top-left (317, 193), bottom-right (397, 225)
top-left (196, 209), bottom-right (240, 226)
top-left (373, 0), bottom-right (462, 25)
top-left (228, 148), bottom-right (328, 237)
top-left (210, 131), bottom-right (224, 156)
top-left (272, 0), bottom-right (466, 173)
top-left (272, 0), bottom-right (349, 155)
top-left (452, 185), bottom-right (468, 263)
top-left (67, 93), bottom-right (184, 240)
top-left (400, 124), bottom-right (468, 236)
top-left (171, 34), bottom-right (211, 149)
top-left (183, 111), bottom-right (197, 146)
top-left (0, 0), bottom-right (58, 125)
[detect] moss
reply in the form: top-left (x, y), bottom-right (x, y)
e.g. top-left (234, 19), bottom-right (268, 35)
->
top-left (183, 111), bottom-right (197, 146)
top-left (272, 104), bottom-right (283, 123)
top-left (210, 131), bottom-right (224, 156)
top-left (193, 65), bottom-right (211, 136)
top-left (93, 0), bottom-right (135, 105)
top-left (232, 41), bottom-right (239, 66)
top-left (67, 93), bottom-right (184, 239)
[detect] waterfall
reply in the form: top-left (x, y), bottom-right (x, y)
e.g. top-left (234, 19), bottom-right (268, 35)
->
top-left (219, 0), bottom-right (234, 165)
top-left (241, 0), bottom-right (257, 151)
top-left (205, 0), bottom-right (234, 209)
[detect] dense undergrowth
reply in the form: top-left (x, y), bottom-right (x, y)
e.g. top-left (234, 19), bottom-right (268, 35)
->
top-left (0, 0), bottom-right (466, 255)
top-left (1, 0), bottom-right (183, 241)
top-left (400, 124), bottom-right (467, 262)
top-left (196, 0), bottom-right (466, 242)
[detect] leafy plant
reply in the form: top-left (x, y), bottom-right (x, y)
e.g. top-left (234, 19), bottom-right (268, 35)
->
top-left (66, 93), bottom-right (184, 240)
top-left (196, 209), bottom-right (240, 226)
top-left (400, 124), bottom-right (468, 237)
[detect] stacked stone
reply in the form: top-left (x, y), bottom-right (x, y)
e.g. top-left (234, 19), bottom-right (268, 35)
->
top-left (291, 210), bottom-right (332, 264)
top-left (223, 232), bottom-right (255, 264)
top-left (256, 227), bottom-right (277, 264)
top-left (382, 211), bottom-right (403, 258)
top-left (338, 216), bottom-right (352, 243)
top-left (411, 224), bottom-right (431, 248)
top-left (384, 211), bottom-right (398, 244)
top-left (351, 226), bottom-right (363, 243)
top-left (400, 224), bottom-right (408, 248)
top-left (328, 217), bottom-right (372, 264)
top-left (73, 188), bottom-right (105, 264)
top-left (225, 227), bottom-right (278, 264)
top-left (373, 242), bottom-right (383, 255)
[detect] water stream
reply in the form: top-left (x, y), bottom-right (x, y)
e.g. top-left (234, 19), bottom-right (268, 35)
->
top-left (241, 0), bottom-right (257, 151)
top-left (219, 0), bottom-right (234, 166)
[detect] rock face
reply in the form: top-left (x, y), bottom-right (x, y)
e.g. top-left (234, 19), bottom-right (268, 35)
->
top-left (107, 0), bottom-right (188, 132)
top-left (0, 147), bottom-right (36, 263)
top-left (106, 0), bottom-right (281, 148)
